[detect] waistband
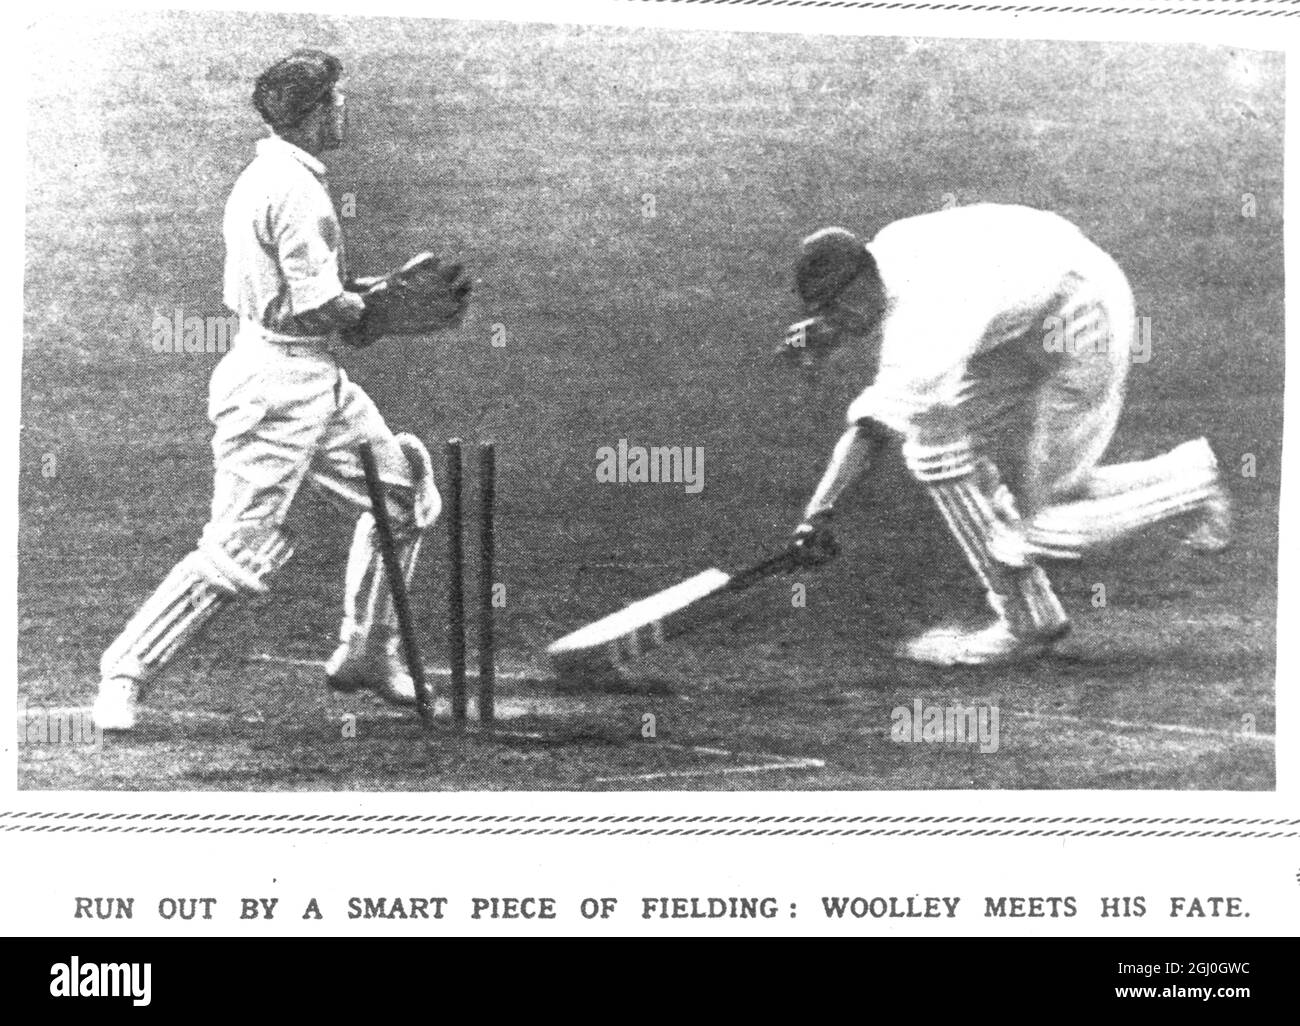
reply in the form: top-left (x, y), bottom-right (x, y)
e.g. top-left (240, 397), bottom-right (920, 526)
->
top-left (237, 319), bottom-right (338, 357)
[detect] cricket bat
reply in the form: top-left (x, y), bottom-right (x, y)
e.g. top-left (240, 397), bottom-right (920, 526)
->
top-left (546, 548), bottom-right (802, 678)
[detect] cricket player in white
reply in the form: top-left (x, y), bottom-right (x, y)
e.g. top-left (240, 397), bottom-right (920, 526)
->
top-left (94, 51), bottom-right (440, 728)
top-left (783, 203), bottom-right (1230, 665)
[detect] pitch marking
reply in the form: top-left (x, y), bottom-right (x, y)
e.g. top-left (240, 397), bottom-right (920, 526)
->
top-left (251, 652), bottom-right (543, 681)
top-left (841, 689), bottom-right (1273, 744)
top-left (594, 752), bottom-right (825, 785)
top-left (1011, 710), bottom-right (1274, 743)
top-left (251, 654), bottom-right (823, 778)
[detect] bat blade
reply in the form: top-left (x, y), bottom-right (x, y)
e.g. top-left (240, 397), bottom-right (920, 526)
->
top-left (547, 549), bottom-right (800, 678)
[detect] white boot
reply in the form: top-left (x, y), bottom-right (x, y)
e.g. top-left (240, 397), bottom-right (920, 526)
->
top-left (91, 676), bottom-right (141, 731)
top-left (1184, 482), bottom-right (1232, 552)
top-left (325, 637), bottom-right (417, 706)
top-left (899, 616), bottom-right (1067, 667)
top-left (1174, 439), bottom-right (1231, 552)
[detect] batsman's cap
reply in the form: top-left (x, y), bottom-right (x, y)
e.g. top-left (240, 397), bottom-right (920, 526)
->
top-left (795, 227), bottom-right (871, 308)
top-left (253, 49), bottom-right (342, 130)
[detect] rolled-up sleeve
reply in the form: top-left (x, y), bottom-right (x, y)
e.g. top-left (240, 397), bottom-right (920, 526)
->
top-left (270, 185), bottom-right (343, 314)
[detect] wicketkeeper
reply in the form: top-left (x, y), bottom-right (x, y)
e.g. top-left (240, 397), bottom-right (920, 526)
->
top-left (781, 203), bottom-right (1230, 665)
top-left (93, 50), bottom-right (471, 728)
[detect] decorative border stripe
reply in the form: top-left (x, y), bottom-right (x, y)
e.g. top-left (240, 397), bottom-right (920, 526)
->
top-left (2, 813), bottom-right (1295, 837)
top-left (631, 0), bottom-right (1300, 17)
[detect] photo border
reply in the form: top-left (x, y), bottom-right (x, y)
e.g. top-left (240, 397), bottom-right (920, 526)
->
top-left (5, 0), bottom-right (1295, 841)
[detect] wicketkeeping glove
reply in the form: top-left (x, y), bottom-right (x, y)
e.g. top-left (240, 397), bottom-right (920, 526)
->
top-left (343, 252), bottom-right (472, 348)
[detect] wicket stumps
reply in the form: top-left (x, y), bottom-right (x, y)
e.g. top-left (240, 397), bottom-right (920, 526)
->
top-left (358, 441), bottom-right (436, 727)
top-left (445, 438), bottom-right (497, 727)
top-left (477, 441), bottom-right (496, 724)
top-left (445, 439), bottom-right (467, 721)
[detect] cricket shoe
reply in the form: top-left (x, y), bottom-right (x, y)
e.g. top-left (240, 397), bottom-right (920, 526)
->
top-left (1173, 438), bottom-right (1231, 553)
top-left (91, 676), bottom-right (142, 731)
top-left (898, 617), bottom-right (1068, 667)
top-left (325, 639), bottom-right (417, 706)
top-left (1184, 482), bottom-right (1232, 553)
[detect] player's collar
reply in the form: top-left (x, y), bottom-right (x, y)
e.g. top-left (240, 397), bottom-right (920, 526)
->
top-left (257, 133), bottom-right (328, 178)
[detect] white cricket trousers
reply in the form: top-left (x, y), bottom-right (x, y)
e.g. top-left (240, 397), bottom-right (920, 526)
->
top-left (99, 323), bottom-right (434, 687)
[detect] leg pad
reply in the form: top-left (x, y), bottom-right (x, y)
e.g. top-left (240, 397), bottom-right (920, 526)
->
top-left (904, 439), bottom-right (1067, 640)
top-left (100, 530), bottom-right (293, 683)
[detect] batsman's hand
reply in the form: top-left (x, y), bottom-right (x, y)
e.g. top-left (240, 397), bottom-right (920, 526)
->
top-left (777, 316), bottom-right (841, 367)
top-left (788, 512), bottom-right (840, 568)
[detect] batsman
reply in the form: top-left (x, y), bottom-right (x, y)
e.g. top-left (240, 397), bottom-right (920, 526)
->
top-left (93, 50), bottom-right (471, 728)
top-left (782, 203), bottom-right (1230, 665)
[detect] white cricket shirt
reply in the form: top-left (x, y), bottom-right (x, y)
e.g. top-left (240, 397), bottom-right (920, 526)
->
top-left (847, 204), bottom-right (1123, 437)
top-left (222, 134), bottom-right (346, 333)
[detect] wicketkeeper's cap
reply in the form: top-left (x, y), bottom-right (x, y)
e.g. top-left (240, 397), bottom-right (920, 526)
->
top-left (795, 227), bottom-right (872, 308)
top-left (253, 49), bottom-right (342, 130)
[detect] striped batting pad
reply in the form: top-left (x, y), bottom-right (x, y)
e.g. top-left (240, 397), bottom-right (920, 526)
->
top-left (925, 476), bottom-right (1068, 640)
top-left (1024, 448), bottom-right (1219, 559)
top-left (100, 532), bottom-right (293, 683)
top-left (902, 436), bottom-right (1066, 640)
